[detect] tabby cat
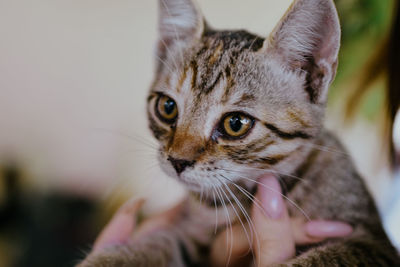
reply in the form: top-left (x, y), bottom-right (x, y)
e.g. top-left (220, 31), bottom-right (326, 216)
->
top-left (79, 0), bottom-right (400, 266)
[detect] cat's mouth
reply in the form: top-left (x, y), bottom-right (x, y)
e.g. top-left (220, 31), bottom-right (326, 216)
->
top-left (159, 153), bottom-right (259, 198)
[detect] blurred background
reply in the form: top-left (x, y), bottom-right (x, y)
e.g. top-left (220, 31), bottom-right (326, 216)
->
top-left (0, 0), bottom-right (399, 266)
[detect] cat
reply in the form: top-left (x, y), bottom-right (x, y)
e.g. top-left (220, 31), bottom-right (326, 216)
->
top-left (78, 0), bottom-right (400, 266)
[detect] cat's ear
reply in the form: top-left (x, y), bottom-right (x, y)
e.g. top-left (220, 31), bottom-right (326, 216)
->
top-left (157, 0), bottom-right (204, 60)
top-left (264, 0), bottom-right (340, 104)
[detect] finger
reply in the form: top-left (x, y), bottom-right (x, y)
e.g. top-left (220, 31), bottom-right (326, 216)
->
top-left (93, 198), bottom-right (145, 253)
top-left (210, 223), bottom-right (252, 267)
top-left (291, 218), bottom-right (353, 245)
top-left (291, 217), bottom-right (324, 245)
top-left (305, 220), bottom-right (353, 239)
top-left (252, 175), bottom-right (295, 266)
top-left (134, 201), bottom-right (185, 240)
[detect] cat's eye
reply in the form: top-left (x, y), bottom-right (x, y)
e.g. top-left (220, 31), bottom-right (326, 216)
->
top-left (155, 95), bottom-right (178, 124)
top-left (220, 113), bottom-right (254, 139)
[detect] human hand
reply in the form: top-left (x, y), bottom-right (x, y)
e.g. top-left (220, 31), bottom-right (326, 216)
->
top-left (210, 175), bottom-right (353, 267)
top-left (91, 198), bottom-right (183, 254)
top-left (88, 175), bottom-right (353, 266)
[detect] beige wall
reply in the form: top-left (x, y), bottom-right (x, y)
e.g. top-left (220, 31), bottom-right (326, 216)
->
top-left (0, 0), bottom-right (290, 208)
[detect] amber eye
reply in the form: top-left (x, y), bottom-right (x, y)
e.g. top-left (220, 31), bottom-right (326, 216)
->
top-left (221, 113), bottom-right (254, 139)
top-left (155, 95), bottom-right (178, 123)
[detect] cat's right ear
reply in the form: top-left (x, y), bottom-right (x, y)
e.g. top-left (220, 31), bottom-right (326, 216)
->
top-left (157, 0), bottom-right (204, 62)
top-left (263, 0), bottom-right (340, 104)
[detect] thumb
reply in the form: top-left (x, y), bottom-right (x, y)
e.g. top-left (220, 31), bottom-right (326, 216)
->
top-left (93, 198), bottom-right (145, 253)
top-left (252, 175), bottom-right (295, 266)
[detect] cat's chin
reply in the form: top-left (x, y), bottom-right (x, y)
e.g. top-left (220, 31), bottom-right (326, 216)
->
top-left (158, 160), bottom-right (204, 191)
top-left (177, 178), bottom-right (205, 192)
top-left (175, 173), bottom-right (219, 193)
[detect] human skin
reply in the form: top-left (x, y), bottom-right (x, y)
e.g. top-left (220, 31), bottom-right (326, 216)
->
top-left (89, 175), bottom-right (353, 266)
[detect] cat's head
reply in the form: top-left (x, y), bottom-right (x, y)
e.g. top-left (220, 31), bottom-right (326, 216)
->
top-left (147, 0), bottom-right (340, 195)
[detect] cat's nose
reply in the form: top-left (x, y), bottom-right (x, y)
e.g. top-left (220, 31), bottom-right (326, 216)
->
top-left (167, 156), bottom-right (195, 174)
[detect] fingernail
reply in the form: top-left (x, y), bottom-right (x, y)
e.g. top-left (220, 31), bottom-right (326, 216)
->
top-left (258, 175), bottom-right (284, 219)
top-left (305, 221), bottom-right (353, 238)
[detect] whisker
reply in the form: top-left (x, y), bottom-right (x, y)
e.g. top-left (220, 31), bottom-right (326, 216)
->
top-left (99, 162), bottom-right (159, 208)
top-left (303, 142), bottom-right (350, 156)
top-left (91, 128), bottom-right (159, 150)
top-left (216, 166), bottom-right (311, 188)
top-left (215, 184), bottom-right (236, 267)
top-left (158, 37), bottom-right (180, 70)
top-left (214, 185), bottom-right (233, 267)
top-left (221, 175), bottom-right (269, 219)
top-left (121, 148), bottom-right (157, 154)
top-left (248, 36), bottom-right (260, 51)
top-left (235, 175), bottom-right (311, 221)
top-left (219, 178), bottom-right (254, 242)
top-left (210, 185), bottom-right (219, 234)
top-left (155, 54), bottom-right (175, 74)
top-left (216, 179), bottom-right (253, 267)
top-left (160, 0), bottom-right (185, 66)
top-left (219, 176), bottom-right (259, 266)
top-left (199, 182), bottom-right (204, 206)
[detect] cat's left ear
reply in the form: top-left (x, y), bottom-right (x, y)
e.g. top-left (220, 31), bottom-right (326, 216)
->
top-left (157, 0), bottom-right (205, 61)
top-left (263, 0), bottom-right (340, 104)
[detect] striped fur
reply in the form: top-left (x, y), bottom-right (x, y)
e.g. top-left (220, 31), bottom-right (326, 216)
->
top-left (78, 0), bottom-right (400, 266)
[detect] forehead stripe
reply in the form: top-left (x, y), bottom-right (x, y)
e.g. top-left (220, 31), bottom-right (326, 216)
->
top-left (204, 72), bottom-right (223, 94)
top-left (176, 69), bottom-right (188, 93)
top-left (287, 110), bottom-right (311, 128)
top-left (208, 42), bottom-right (224, 65)
top-left (190, 60), bottom-right (198, 89)
top-left (222, 65), bottom-right (236, 102)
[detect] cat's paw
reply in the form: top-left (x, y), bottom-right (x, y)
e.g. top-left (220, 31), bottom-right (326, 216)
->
top-left (76, 244), bottom-right (172, 267)
top-left (77, 255), bottom-right (129, 267)
top-left (76, 246), bottom-right (136, 267)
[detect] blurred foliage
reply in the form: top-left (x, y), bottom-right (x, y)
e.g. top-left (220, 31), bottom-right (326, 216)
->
top-left (337, 0), bottom-right (391, 45)
top-left (330, 0), bottom-right (394, 119)
top-left (360, 78), bottom-right (386, 121)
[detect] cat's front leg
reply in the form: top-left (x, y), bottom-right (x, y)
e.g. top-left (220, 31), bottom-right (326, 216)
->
top-left (77, 197), bottom-right (217, 267)
top-left (77, 229), bottom-right (188, 267)
top-left (273, 237), bottom-right (400, 267)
